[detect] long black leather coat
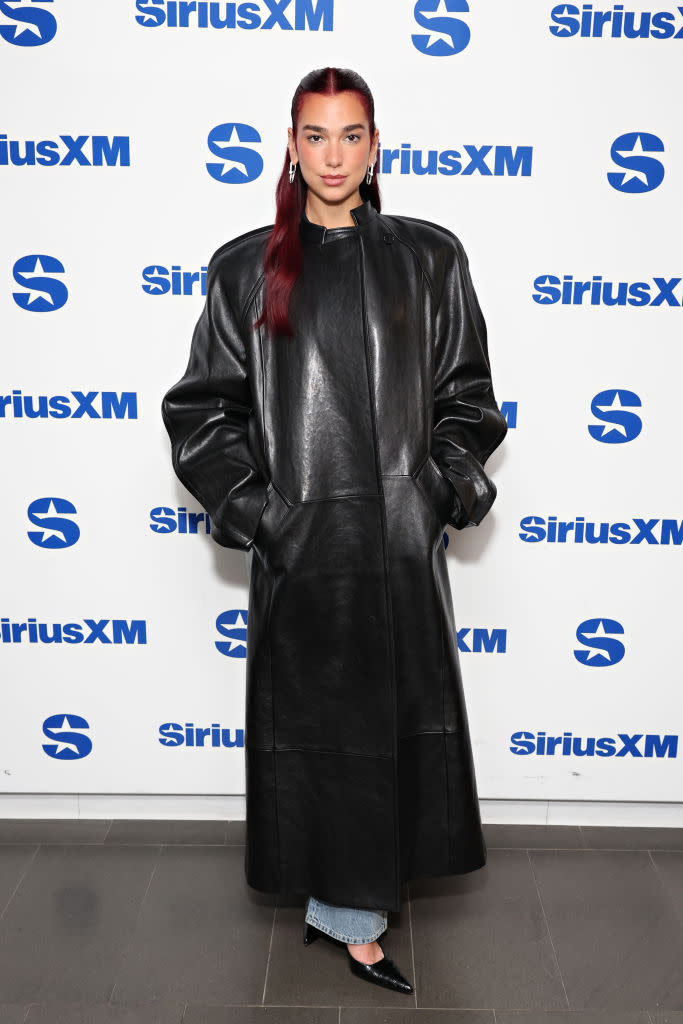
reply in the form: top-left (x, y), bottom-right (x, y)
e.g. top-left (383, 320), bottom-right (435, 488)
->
top-left (161, 197), bottom-right (507, 912)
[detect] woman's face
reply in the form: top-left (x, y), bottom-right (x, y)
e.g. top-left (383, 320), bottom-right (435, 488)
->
top-left (288, 90), bottom-right (379, 208)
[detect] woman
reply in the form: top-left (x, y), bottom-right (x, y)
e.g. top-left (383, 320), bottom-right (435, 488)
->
top-left (161, 67), bottom-right (507, 995)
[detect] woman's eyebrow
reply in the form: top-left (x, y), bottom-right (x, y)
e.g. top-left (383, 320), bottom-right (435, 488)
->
top-left (301, 123), bottom-right (366, 133)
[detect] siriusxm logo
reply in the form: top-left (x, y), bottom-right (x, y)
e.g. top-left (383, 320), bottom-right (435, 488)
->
top-left (0, 390), bottom-right (137, 419)
top-left (574, 618), bottom-right (624, 667)
top-left (589, 389), bottom-right (642, 444)
top-left (0, 134), bottom-right (130, 167)
top-left (533, 273), bottom-right (681, 305)
top-left (206, 123), bottom-right (263, 184)
top-left (549, 3), bottom-right (683, 39)
top-left (519, 517), bottom-right (683, 544)
top-left (412, 0), bottom-right (471, 56)
top-left (150, 506), bottom-right (212, 535)
top-left (608, 132), bottom-right (664, 192)
top-left (27, 498), bottom-right (79, 549)
top-left (142, 265), bottom-right (208, 297)
top-left (159, 723), bottom-right (245, 748)
top-left (378, 142), bottom-right (532, 177)
top-left (135, 0), bottom-right (333, 31)
top-left (457, 628), bottom-right (506, 653)
top-left (42, 717), bottom-right (246, 758)
top-left (13, 255), bottom-right (67, 311)
top-left (43, 715), bottom-right (92, 761)
top-left (511, 730), bottom-right (678, 758)
top-left (0, 1), bottom-right (56, 47)
top-left (500, 402), bottom-right (517, 431)
top-left (216, 610), bottom-right (248, 658)
top-left (1, 618), bottom-right (147, 644)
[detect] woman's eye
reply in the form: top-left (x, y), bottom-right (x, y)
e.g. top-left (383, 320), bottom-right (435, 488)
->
top-left (305, 134), bottom-right (362, 144)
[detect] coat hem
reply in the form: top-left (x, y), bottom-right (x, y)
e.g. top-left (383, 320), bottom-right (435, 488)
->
top-left (245, 853), bottom-right (488, 915)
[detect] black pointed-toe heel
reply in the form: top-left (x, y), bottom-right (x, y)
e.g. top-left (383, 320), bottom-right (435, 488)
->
top-left (346, 948), bottom-right (414, 994)
top-left (303, 920), bottom-right (321, 946)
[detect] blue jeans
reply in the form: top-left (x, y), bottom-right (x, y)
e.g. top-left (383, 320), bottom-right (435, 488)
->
top-left (305, 895), bottom-right (388, 944)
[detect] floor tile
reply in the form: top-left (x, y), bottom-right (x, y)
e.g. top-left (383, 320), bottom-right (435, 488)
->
top-left (650, 851), bottom-right (683, 926)
top-left (580, 828), bottom-right (683, 852)
top-left (530, 850), bottom-right (683, 1010)
top-left (0, 844), bottom-right (159, 1003)
top-left (184, 1007), bottom-right (338, 1022)
top-left (0, 1007), bottom-right (27, 1023)
top-left (484, 825), bottom-right (585, 850)
top-left (342, 1009), bottom-right (493, 1022)
top-left (0, 845), bottom-right (39, 907)
top-left (0, 820), bottom-right (110, 845)
top-left (110, 845), bottom-right (274, 1006)
top-left (24, 1001), bottom-right (184, 1022)
top-left (495, 1013), bottom-right (650, 1023)
top-left (409, 850), bottom-right (566, 1010)
top-left (105, 820), bottom-right (228, 845)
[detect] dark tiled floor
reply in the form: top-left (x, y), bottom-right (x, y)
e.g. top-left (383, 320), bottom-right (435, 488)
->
top-left (0, 820), bottom-right (681, 1022)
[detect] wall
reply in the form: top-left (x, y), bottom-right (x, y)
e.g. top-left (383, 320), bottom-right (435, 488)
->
top-left (2, 0), bottom-right (680, 818)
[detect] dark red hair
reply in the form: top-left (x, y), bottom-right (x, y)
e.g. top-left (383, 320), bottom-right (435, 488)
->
top-left (253, 67), bottom-right (382, 339)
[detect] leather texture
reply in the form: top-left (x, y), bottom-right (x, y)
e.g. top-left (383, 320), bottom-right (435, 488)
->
top-left (161, 198), bottom-right (508, 913)
top-left (346, 951), bottom-right (414, 994)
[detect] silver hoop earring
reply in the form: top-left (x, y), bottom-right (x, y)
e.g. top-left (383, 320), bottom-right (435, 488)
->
top-left (366, 161), bottom-right (375, 185)
top-left (289, 160), bottom-right (297, 184)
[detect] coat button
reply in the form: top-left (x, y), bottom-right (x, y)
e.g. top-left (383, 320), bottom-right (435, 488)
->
top-left (383, 232), bottom-right (393, 244)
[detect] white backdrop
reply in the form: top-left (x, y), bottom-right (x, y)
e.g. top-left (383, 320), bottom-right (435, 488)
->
top-left (2, 1), bottom-right (681, 807)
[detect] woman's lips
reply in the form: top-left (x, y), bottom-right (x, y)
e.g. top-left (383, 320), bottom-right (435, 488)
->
top-left (321, 175), bottom-right (346, 185)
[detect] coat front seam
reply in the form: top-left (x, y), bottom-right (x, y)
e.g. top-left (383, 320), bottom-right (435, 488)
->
top-left (357, 230), bottom-right (402, 913)
top-left (265, 564), bottom-right (282, 891)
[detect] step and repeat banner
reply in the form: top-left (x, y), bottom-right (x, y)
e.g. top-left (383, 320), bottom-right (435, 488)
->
top-left (2, 1), bottom-right (681, 803)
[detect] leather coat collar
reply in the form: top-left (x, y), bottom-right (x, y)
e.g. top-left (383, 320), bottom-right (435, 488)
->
top-left (299, 197), bottom-right (378, 245)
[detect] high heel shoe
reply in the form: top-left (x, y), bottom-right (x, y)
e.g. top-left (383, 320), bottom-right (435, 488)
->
top-left (303, 920), bottom-right (322, 946)
top-left (346, 947), bottom-right (414, 994)
top-left (304, 920), bottom-right (414, 994)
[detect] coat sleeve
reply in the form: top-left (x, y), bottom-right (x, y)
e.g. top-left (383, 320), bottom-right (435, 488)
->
top-left (160, 252), bottom-right (269, 551)
top-left (431, 234), bottom-right (508, 530)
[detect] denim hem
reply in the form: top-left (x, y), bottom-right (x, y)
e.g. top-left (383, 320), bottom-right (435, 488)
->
top-left (305, 910), bottom-right (386, 944)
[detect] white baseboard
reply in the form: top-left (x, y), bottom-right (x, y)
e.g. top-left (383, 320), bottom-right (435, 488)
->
top-left (481, 799), bottom-right (683, 827)
top-left (0, 794), bottom-right (681, 827)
